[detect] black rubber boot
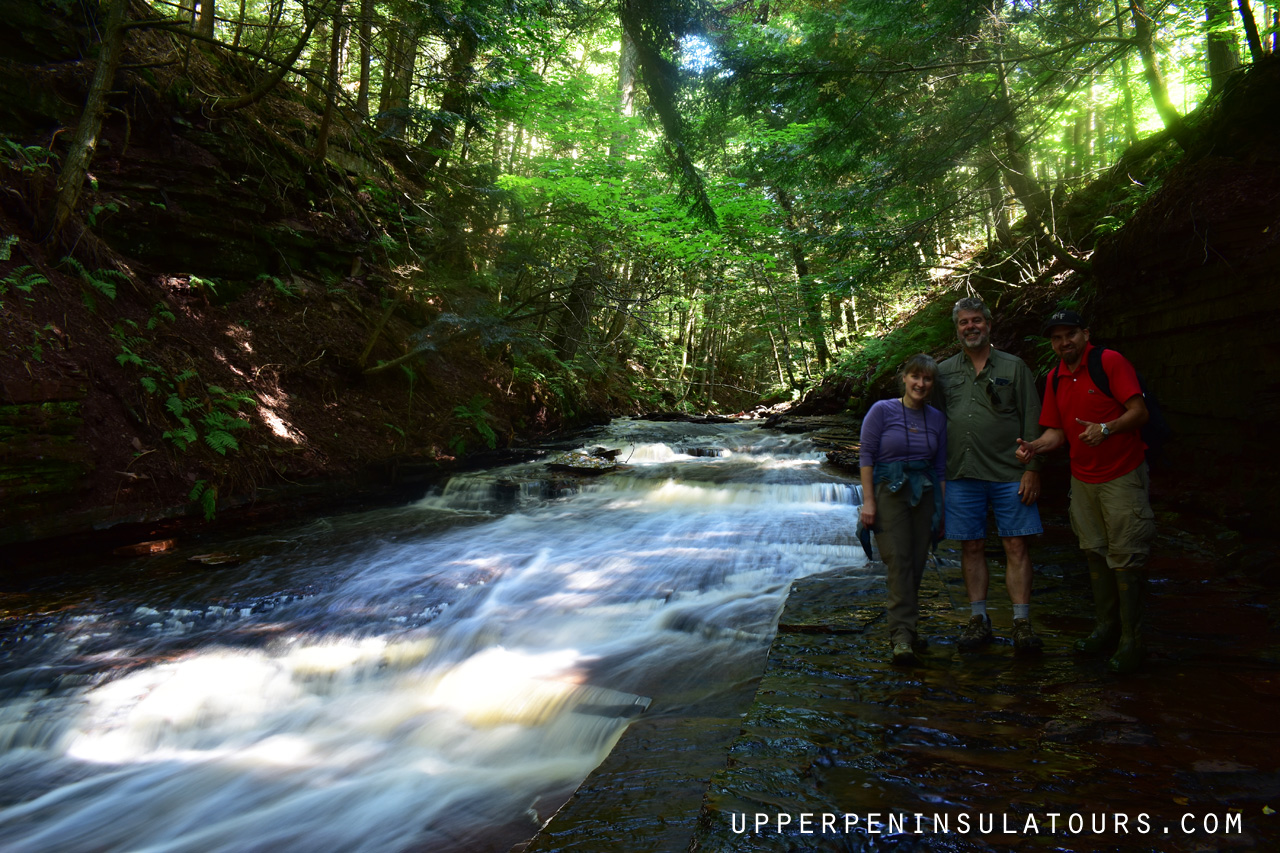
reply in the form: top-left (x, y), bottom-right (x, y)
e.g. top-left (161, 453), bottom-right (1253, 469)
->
top-left (1076, 551), bottom-right (1120, 655)
top-left (1108, 568), bottom-right (1146, 674)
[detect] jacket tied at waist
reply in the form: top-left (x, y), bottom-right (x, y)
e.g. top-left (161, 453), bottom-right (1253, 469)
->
top-left (873, 459), bottom-right (944, 535)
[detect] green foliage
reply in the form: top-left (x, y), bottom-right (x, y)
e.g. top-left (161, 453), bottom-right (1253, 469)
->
top-left (257, 273), bottom-right (298, 299)
top-left (87, 201), bottom-right (120, 227)
top-left (1, 137), bottom-right (57, 174)
top-left (188, 479), bottom-right (218, 521)
top-left (28, 324), bottom-right (57, 362)
top-left (147, 302), bottom-right (176, 330)
top-left (451, 395), bottom-right (498, 455)
top-left (61, 257), bottom-right (127, 303)
top-left (31, 0), bottom-right (1214, 417)
top-left (111, 321), bottom-right (256, 456)
top-left (189, 275), bottom-right (219, 297)
top-left (833, 299), bottom-right (958, 409)
top-left (1, 264), bottom-right (47, 297)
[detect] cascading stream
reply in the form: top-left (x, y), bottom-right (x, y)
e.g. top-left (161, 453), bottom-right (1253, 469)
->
top-left (0, 419), bottom-right (875, 853)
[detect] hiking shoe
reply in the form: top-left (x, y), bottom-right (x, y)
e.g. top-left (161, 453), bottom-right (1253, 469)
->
top-left (891, 642), bottom-right (918, 666)
top-left (912, 636), bottom-right (929, 653)
top-left (958, 614), bottom-right (993, 651)
top-left (1012, 618), bottom-right (1044, 655)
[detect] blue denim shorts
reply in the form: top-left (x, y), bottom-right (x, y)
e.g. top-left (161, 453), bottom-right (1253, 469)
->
top-left (944, 478), bottom-right (1043, 540)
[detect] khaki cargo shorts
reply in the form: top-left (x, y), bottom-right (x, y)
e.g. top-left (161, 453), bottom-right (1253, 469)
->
top-left (1068, 462), bottom-right (1156, 563)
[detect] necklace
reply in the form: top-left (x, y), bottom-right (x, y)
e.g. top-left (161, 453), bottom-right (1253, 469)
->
top-left (900, 398), bottom-right (924, 432)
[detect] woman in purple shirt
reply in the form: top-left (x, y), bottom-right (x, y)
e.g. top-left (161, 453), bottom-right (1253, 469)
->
top-left (859, 353), bottom-right (947, 665)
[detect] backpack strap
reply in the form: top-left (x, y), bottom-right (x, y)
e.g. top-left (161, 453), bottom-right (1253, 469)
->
top-left (1087, 345), bottom-right (1113, 399)
top-left (1051, 345), bottom-right (1113, 398)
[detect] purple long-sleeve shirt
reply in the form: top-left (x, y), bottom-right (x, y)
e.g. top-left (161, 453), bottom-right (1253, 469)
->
top-left (859, 398), bottom-right (947, 482)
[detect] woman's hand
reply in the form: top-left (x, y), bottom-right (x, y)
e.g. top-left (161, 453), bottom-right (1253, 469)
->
top-left (860, 500), bottom-right (877, 528)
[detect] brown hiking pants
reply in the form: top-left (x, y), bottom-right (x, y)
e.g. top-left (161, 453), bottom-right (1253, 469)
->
top-left (873, 481), bottom-right (935, 647)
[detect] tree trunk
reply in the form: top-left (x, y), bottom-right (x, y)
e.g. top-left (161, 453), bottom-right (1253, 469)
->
top-left (984, 4), bottom-right (1051, 226)
top-left (49, 0), bottom-right (127, 240)
top-left (233, 0), bottom-right (246, 47)
top-left (313, 0), bottom-right (344, 161)
top-left (306, 19), bottom-right (329, 99)
top-left (989, 16), bottom-right (1090, 271)
top-left (757, 266), bottom-right (797, 387)
top-left (354, 0), bottom-right (372, 115)
top-left (1129, 0), bottom-right (1196, 150)
top-left (552, 263), bottom-right (599, 362)
top-left (1113, 0), bottom-right (1141, 145)
top-left (983, 152), bottom-right (1011, 246)
top-left (376, 27), bottom-right (401, 127)
top-left (1207, 0), bottom-right (1242, 92)
top-left (1235, 0), bottom-right (1265, 61)
top-left (197, 0), bottom-right (215, 38)
top-left (774, 189), bottom-right (830, 371)
top-left (261, 0), bottom-right (284, 68)
top-left (609, 26), bottom-right (638, 162)
top-left (421, 24), bottom-right (479, 169)
top-left (377, 24), bottom-right (420, 137)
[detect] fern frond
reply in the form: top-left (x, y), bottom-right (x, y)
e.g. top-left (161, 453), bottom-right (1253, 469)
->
top-left (205, 430), bottom-right (240, 455)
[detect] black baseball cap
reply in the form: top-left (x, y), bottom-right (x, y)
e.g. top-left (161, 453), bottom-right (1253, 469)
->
top-left (1042, 308), bottom-right (1086, 336)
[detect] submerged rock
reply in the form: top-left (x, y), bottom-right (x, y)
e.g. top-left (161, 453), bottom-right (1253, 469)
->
top-left (544, 451), bottom-right (618, 474)
top-left (112, 538), bottom-right (177, 557)
top-left (187, 552), bottom-right (244, 567)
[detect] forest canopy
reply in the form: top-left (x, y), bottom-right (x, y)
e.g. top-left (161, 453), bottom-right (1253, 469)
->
top-left (34, 0), bottom-right (1280, 411)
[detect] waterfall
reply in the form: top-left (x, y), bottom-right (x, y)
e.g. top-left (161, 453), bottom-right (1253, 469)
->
top-left (0, 419), bottom-right (873, 852)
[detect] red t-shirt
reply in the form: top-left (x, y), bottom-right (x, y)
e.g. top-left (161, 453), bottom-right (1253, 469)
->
top-left (1040, 342), bottom-right (1147, 484)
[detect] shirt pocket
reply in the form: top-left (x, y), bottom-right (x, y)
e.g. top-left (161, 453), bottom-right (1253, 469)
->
top-left (985, 379), bottom-right (1018, 413)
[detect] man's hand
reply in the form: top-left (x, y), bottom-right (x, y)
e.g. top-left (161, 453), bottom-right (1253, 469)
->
top-left (1075, 417), bottom-right (1107, 447)
top-left (1018, 428), bottom-right (1065, 463)
top-left (1018, 470), bottom-right (1041, 506)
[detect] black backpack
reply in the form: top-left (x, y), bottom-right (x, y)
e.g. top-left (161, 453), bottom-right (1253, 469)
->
top-left (1050, 346), bottom-right (1172, 461)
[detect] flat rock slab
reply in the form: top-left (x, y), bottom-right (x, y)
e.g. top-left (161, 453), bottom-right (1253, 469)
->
top-left (524, 506), bottom-right (1280, 853)
top-left (689, 537), bottom-right (1280, 852)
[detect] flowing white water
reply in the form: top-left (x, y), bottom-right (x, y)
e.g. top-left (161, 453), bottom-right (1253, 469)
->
top-left (0, 419), bottom-right (873, 852)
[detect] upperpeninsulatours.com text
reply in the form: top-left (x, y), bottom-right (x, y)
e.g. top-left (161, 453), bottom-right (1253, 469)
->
top-left (730, 811), bottom-right (1244, 837)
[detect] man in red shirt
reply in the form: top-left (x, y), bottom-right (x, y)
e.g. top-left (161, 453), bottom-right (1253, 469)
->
top-left (1015, 309), bottom-right (1155, 673)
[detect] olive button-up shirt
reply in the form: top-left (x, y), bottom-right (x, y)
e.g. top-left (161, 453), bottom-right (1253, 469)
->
top-left (934, 348), bottom-right (1043, 482)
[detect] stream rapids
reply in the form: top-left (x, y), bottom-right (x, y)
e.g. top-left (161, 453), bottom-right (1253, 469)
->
top-left (0, 418), bottom-right (876, 852)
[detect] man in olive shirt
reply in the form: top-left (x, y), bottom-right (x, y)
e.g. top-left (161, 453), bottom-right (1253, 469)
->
top-left (934, 298), bottom-right (1045, 654)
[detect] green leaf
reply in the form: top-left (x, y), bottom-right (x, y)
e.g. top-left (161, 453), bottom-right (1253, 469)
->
top-left (204, 430), bottom-right (240, 455)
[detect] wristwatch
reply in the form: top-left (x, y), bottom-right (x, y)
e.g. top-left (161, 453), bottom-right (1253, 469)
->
top-left (1100, 422), bottom-right (1111, 437)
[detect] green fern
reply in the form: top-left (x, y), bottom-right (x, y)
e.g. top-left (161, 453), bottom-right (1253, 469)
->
top-left (62, 256), bottom-right (128, 300)
top-left (453, 395), bottom-right (498, 450)
top-left (204, 430), bottom-right (240, 455)
top-left (146, 302), bottom-right (176, 329)
top-left (164, 424), bottom-right (198, 450)
top-left (1, 264), bottom-right (47, 295)
top-left (189, 479), bottom-right (218, 521)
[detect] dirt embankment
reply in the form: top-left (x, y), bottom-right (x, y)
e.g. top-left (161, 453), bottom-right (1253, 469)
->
top-left (0, 2), bottom-right (619, 548)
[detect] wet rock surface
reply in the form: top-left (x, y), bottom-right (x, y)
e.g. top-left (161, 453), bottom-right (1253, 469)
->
top-left (526, 496), bottom-right (1280, 852)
